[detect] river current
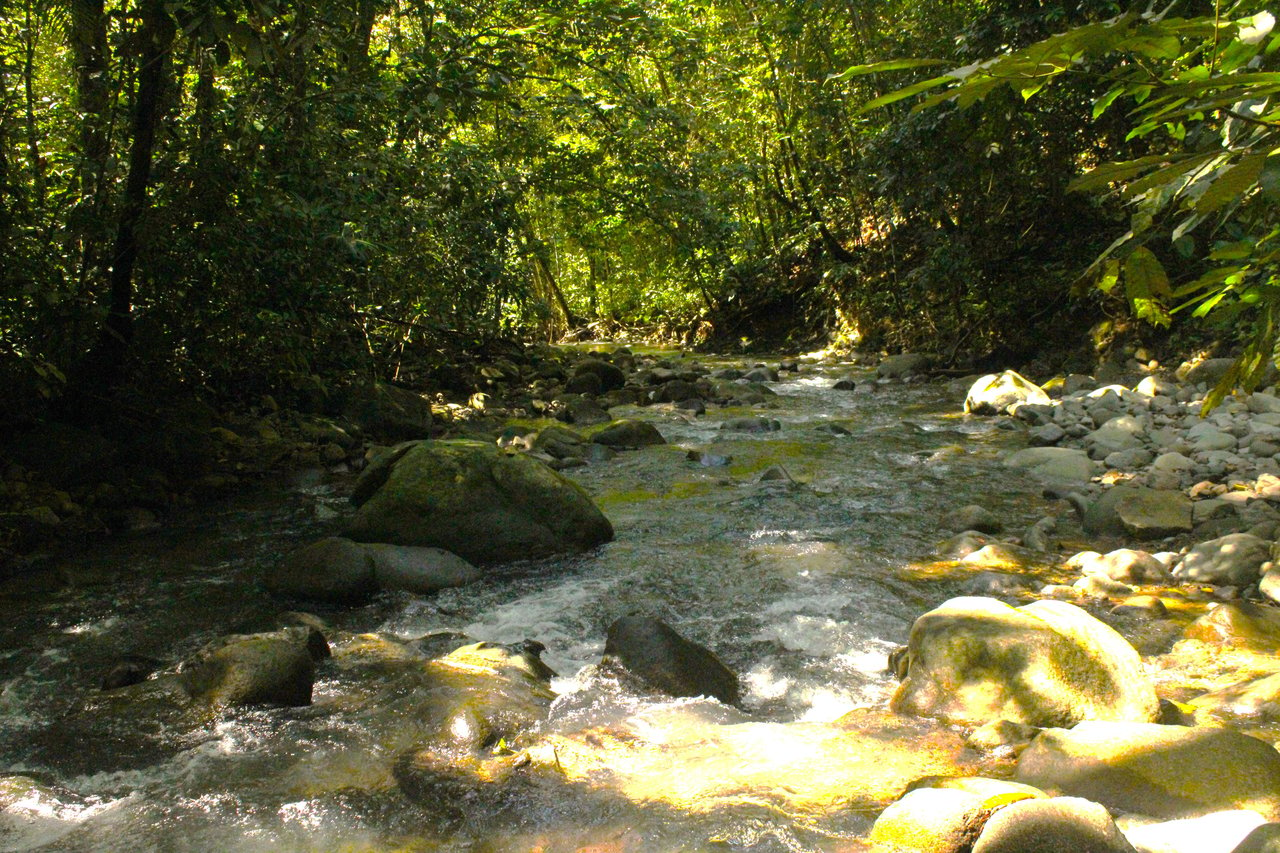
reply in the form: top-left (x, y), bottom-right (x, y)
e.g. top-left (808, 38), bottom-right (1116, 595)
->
top-left (0, 354), bottom-right (1057, 851)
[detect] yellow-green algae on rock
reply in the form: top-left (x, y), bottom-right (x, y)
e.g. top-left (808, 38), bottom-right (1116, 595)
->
top-left (520, 707), bottom-right (982, 819)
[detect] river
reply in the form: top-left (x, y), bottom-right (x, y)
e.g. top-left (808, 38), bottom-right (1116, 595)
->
top-left (0, 353), bottom-right (1059, 852)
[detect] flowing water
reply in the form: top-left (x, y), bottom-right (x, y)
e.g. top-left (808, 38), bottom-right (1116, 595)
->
top-left (0, 355), bottom-right (1060, 852)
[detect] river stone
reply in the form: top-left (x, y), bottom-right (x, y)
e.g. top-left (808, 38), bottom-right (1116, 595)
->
top-left (878, 353), bottom-right (932, 379)
top-left (965, 370), bottom-right (1052, 416)
top-left (1073, 549), bottom-right (1169, 584)
top-left (1003, 447), bottom-right (1094, 485)
top-left (869, 787), bottom-right (990, 852)
top-left (363, 543), bottom-right (481, 594)
top-left (944, 504), bottom-right (1002, 534)
top-left (1179, 358), bottom-right (1237, 385)
top-left (1123, 811), bottom-right (1270, 853)
top-left (571, 358), bottom-right (625, 393)
top-left (522, 707), bottom-right (979, 817)
top-left (1187, 671), bottom-right (1280, 723)
top-left (1081, 486), bottom-right (1192, 539)
top-left (1136, 376), bottom-right (1179, 398)
top-left (1015, 721), bottom-right (1280, 820)
top-left (602, 616), bottom-right (740, 705)
top-left (971, 797), bottom-right (1137, 853)
top-left (178, 626), bottom-right (328, 707)
top-left (890, 597), bottom-right (1160, 728)
top-left (590, 419), bottom-right (665, 449)
top-left (341, 381), bottom-right (433, 441)
top-left (1184, 602), bottom-right (1280, 651)
top-left (1173, 533), bottom-right (1271, 586)
top-left (1235, 824), bottom-right (1280, 853)
top-left (562, 370), bottom-right (602, 396)
top-left (720, 417), bottom-right (781, 432)
top-left (345, 440), bottom-right (613, 564)
top-left (270, 537), bottom-right (378, 602)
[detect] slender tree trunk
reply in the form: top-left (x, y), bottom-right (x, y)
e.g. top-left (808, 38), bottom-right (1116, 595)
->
top-left (66, 0), bottom-right (174, 404)
top-left (21, 0), bottom-right (43, 209)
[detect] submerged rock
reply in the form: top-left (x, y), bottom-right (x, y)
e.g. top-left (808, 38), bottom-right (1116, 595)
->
top-left (891, 597), bottom-right (1160, 727)
top-left (602, 615), bottom-right (740, 705)
top-left (1015, 721), bottom-right (1280, 820)
top-left (345, 440), bottom-right (613, 564)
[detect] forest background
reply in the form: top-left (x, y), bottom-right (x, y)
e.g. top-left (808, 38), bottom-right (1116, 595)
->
top-left (3, 0), bottom-right (1276, 417)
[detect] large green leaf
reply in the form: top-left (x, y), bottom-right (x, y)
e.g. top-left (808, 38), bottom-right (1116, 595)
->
top-left (1068, 154), bottom-right (1178, 193)
top-left (856, 75), bottom-right (954, 114)
top-left (826, 58), bottom-right (947, 83)
top-left (1195, 153), bottom-right (1267, 215)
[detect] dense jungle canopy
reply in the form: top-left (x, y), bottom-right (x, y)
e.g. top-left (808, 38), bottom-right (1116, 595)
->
top-left (3, 0), bottom-right (1279, 413)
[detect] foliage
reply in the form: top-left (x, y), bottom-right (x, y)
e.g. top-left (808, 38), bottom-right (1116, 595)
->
top-left (858, 2), bottom-right (1280, 407)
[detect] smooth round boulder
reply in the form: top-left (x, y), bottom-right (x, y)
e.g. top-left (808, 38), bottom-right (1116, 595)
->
top-left (966, 370), bottom-right (1052, 416)
top-left (571, 358), bottom-right (626, 392)
top-left (1173, 533), bottom-right (1272, 587)
top-left (364, 543), bottom-right (481, 594)
top-left (1072, 549), bottom-right (1169, 584)
top-left (890, 597), bottom-right (1160, 728)
top-left (590, 420), bottom-right (666, 449)
top-left (178, 627), bottom-right (328, 708)
top-left (1003, 447), bottom-right (1094, 485)
top-left (1184, 602), bottom-right (1280, 651)
top-left (602, 616), bottom-right (740, 705)
top-left (345, 440), bottom-right (613, 564)
top-left (1015, 721), bottom-right (1280, 820)
top-left (971, 797), bottom-right (1137, 853)
top-left (1235, 824), bottom-right (1280, 853)
top-left (1078, 486), bottom-right (1193, 539)
top-left (878, 353), bottom-right (932, 379)
top-left (1123, 811), bottom-right (1269, 853)
top-left (269, 537), bottom-right (378, 603)
top-left (870, 787), bottom-right (991, 852)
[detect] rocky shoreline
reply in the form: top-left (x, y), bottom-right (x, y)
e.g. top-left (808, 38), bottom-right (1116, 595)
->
top-left (8, 345), bottom-right (1280, 851)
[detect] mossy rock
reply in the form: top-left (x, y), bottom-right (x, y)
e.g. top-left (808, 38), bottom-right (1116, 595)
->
top-left (345, 440), bottom-right (613, 564)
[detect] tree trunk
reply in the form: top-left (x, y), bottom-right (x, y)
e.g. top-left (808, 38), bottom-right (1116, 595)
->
top-left (66, 0), bottom-right (174, 404)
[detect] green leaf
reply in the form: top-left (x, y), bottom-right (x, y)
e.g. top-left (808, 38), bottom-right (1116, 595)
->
top-left (1195, 153), bottom-right (1267, 215)
top-left (857, 75), bottom-right (954, 114)
top-left (827, 58), bottom-right (947, 83)
top-left (1098, 258), bottom-right (1121, 294)
top-left (1092, 85), bottom-right (1127, 119)
top-left (1068, 154), bottom-right (1176, 193)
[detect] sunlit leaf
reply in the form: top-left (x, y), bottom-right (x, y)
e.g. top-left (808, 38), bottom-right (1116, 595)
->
top-left (1195, 153), bottom-right (1266, 215)
top-left (826, 58), bottom-right (948, 82)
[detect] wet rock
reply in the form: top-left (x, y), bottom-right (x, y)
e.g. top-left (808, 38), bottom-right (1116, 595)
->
top-left (961, 571), bottom-right (1033, 597)
top-left (1173, 533), bottom-right (1271, 587)
top-left (965, 371), bottom-right (1052, 416)
top-left (971, 796), bottom-right (1137, 853)
top-left (590, 420), bottom-right (665, 449)
top-left (742, 366), bottom-right (778, 383)
top-left (364, 543), bottom-right (481, 595)
top-left (269, 537), bottom-right (480, 602)
top-left (833, 378), bottom-right (858, 391)
top-left (523, 707), bottom-right (979, 818)
top-left (100, 654), bottom-right (162, 691)
top-left (686, 450), bottom-right (730, 467)
top-left (602, 615), bottom-right (740, 705)
top-left (720, 417), bottom-right (781, 433)
top-left (562, 371), bottom-right (602, 395)
top-left (346, 440), bottom-right (613, 564)
top-left (570, 358), bottom-right (626, 393)
top-left (966, 719), bottom-right (1040, 752)
top-left (944, 504), bottom-right (1002, 534)
top-left (891, 597), bottom-right (1160, 727)
top-left (878, 353), bottom-right (932, 379)
top-left (870, 787), bottom-right (991, 852)
top-left (269, 537), bottom-right (376, 602)
top-left (1123, 811), bottom-right (1269, 853)
top-left (1184, 602), bottom-right (1280, 651)
top-left (178, 626), bottom-right (328, 707)
top-left (1016, 721), bottom-right (1280, 820)
top-left (1075, 574), bottom-right (1136, 599)
top-left (550, 394), bottom-right (611, 426)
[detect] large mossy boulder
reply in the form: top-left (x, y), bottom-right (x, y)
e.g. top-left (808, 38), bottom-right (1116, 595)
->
top-left (340, 381), bottom-right (433, 441)
top-left (345, 440), bottom-right (613, 564)
top-left (602, 615), bottom-right (740, 705)
top-left (891, 597), bottom-right (1160, 727)
top-left (1014, 721), bottom-right (1280, 820)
